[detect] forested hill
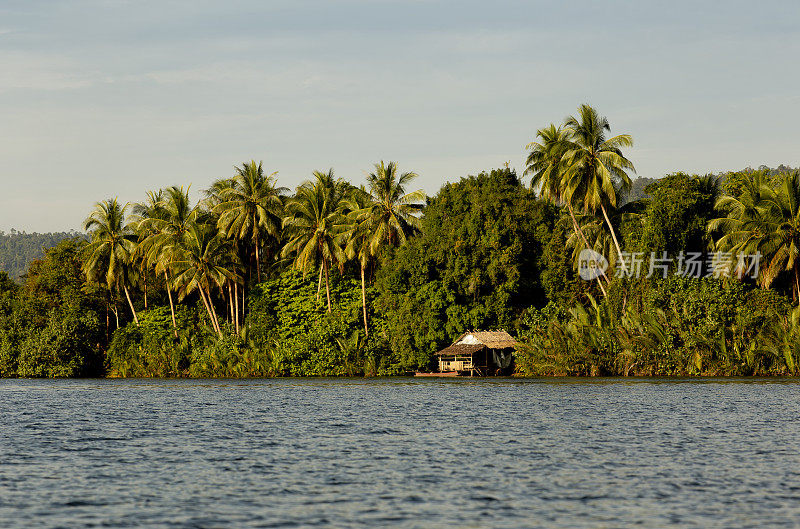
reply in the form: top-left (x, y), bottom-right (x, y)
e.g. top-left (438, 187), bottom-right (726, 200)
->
top-left (622, 164), bottom-right (799, 204)
top-left (0, 230), bottom-right (87, 280)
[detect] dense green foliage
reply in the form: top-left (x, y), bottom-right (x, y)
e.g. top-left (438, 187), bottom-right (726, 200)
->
top-left (2, 102), bottom-right (800, 378)
top-left (374, 169), bottom-right (556, 369)
top-left (0, 240), bottom-right (104, 377)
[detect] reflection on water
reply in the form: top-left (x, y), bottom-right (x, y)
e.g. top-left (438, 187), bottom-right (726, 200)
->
top-left (1, 378), bottom-right (799, 528)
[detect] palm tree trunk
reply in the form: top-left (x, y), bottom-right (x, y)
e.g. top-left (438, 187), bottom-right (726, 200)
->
top-left (254, 216), bottom-right (261, 283)
top-left (361, 265), bottom-right (368, 336)
top-left (113, 304), bottom-right (119, 329)
top-left (324, 259), bottom-right (331, 312)
top-left (164, 272), bottom-right (178, 338)
top-left (206, 286), bottom-right (222, 334)
top-left (316, 265), bottom-right (323, 302)
top-left (123, 285), bottom-right (139, 325)
top-left (234, 283), bottom-right (240, 334)
top-left (794, 265), bottom-right (799, 303)
top-left (228, 282), bottom-right (235, 324)
top-left (198, 287), bottom-right (221, 336)
top-left (566, 202), bottom-right (608, 296)
top-left (600, 203), bottom-right (628, 274)
top-left (143, 272), bottom-right (148, 309)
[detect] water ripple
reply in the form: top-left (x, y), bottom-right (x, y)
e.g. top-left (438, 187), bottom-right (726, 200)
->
top-left (2, 378), bottom-right (800, 528)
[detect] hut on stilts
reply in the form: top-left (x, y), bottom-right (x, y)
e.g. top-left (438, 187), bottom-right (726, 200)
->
top-left (429, 330), bottom-right (517, 376)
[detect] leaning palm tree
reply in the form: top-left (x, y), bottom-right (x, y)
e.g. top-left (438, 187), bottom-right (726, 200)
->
top-left (215, 161), bottom-right (286, 282)
top-left (282, 175), bottom-right (347, 312)
top-left (135, 186), bottom-right (200, 336)
top-left (561, 104), bottom-right (635, 275)
top-left (526, 123), bottom-right (609, 293)
top-left (82, 198), bottom-right (140, 325)
top-left (171, 222), bottom-right (239, 337)
top-left (363, 161), bottom-right (425, 256)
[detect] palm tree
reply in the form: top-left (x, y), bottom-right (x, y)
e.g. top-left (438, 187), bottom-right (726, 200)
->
top-left (282, 172), bottom-right (347, 312)
top-left (131, 190), bottom-right (165, 309)
top-left (171, 222), bottom-right (239, 337)
top-left (711, 171), bottom-right (800, 299)
top-left (215, 161), bottom-right (286, 282)
top-left (343, 187), bottom-right (376, 334)
top-left (561, 104), bottom-right (635, 275)
top-left (756, 173), bottom-right (800, 296)
top-left (135, 186), bottom-right (200, 336)
top-left (364, 161), bottom-right (425, 255)
top-left (341, 162), bottom-right (424, 332)
top-left (525, 123), bottom-right (609, 294)
top-left (525, 124), bottom-right (570, 202)
top-left (82, 199), bottom-right (140, 326)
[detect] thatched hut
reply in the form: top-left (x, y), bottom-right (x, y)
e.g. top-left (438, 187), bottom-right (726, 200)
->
top-left (435, 330), bottom-right (517, 376)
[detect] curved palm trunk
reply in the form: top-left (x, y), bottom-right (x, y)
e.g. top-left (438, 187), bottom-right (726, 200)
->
top-left (123, 285), bottom-right (139, 326)
top-left (324, 259), bottom-right (332, 312)
top-left (198, 287), bottom-right (222, 337)
top-left (164, 272), bottom-right (178, 338)
top-left (361, 265), bottom-right (368, 336)
top-left (206, 285), bottom-right (222, 334)
top-left (317, 265), bottom-right (324, 302)
top-left (600, 203), bottom-right (628, 274)
top-left (566, 202), bottom-right (608, 296)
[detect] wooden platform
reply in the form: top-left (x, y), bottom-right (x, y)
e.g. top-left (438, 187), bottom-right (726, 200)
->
top-left (413, 371), bottom-right (459, 377)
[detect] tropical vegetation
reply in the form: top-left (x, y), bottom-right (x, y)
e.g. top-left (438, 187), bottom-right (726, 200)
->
top-left (2, 104), bottom-right (800, 377)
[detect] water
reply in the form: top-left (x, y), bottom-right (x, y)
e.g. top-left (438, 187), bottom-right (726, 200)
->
top-left (1, 378), bottom-right (799, 528)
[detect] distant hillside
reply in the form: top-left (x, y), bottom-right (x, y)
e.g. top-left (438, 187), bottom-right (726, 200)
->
top-left (0, 230), bottom-right (87, 280)
top-left (621, 176), bottom-right (658, 204)
top-left (622, 164), bottom-right (799, 205)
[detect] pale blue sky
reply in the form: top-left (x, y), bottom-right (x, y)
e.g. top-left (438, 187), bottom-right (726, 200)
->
top-left (2, 0), bottom-right (799, 232)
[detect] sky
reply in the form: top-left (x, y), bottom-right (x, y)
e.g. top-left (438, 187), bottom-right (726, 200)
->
top-left (1, 0), bottom-right (799, 233)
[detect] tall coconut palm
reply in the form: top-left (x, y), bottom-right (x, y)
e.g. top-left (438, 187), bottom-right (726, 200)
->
top-left (131, 189), bottom-right (164, 309)
top-left (343, 187), bottom-right (376, 334)
top-left (135, 186), bottom-right (199, 336)
top-left (82, 198), bottom-right (140, 325)
top-left (204, 177), bottom-right (248, 330)
top-left (525, 124), bottom-right (571, 202)
top-left (525, 123), bottom-right (609, 294)
top-left (561, 104), bottom-right (635, 275)
top-left (171, 222), bottom-right (239, 337)
top-left (363, 161), bottom-right (425, 256)
top-left (215, 161), bottom-right (286, 282)
top-left (282, 173), bottom-right (347, 312)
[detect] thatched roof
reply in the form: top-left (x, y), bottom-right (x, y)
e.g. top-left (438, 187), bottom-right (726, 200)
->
top-left (435, 343), bottom-right (486, 357)
top-left (435, 330), bottom-right (517, 356)
top-left (454, 330), bottom-right (517, 349)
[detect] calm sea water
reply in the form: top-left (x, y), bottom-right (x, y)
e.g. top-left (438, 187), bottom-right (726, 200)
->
top-left (1, 378), bottom-right (799, 528)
